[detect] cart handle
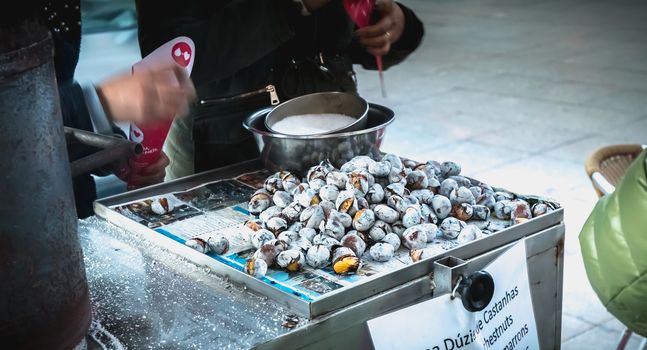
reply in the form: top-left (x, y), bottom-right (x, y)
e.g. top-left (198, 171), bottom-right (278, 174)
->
top-left (65, 127), bottom-right (142, 177)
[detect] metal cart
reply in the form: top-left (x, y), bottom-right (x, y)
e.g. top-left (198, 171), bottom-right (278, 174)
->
top-left (88, 159), bottom-right (565, 349)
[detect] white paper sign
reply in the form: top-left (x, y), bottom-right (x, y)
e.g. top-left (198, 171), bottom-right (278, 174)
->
top-left (368, 241), bottom-right (539, 350)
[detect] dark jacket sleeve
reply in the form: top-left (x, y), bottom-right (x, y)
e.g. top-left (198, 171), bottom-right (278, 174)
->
top-left (349, 3), bottom-right (424, 70)
top-left (57, 81), bottom-right (97, 218)
top-left (58, 81), bottom-right (126, 164)
top-left (58, 81), bottom-right (127, 218)
top-left (59, 81), bottom-right (103, 168)
top-left (136, 0), bottom-right (299, 86)
top-left (58, 81), bottom-right (94, 132)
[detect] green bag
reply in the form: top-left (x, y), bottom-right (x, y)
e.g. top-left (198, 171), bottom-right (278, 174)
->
top-left (579, 149), bottom-right (647, 337)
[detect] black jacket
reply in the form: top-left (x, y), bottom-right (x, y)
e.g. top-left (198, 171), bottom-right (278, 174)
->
top-left (44, 1), bottom-right (125, 218)
top-left (136, 0), bottom-right (423, 169)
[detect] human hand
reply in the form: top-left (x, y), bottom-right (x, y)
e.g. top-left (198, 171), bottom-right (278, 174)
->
top-left (96, 64), bottom-right (196, 126)
top-left (355, 0), bottom-right (405, 56)
top-left (125, 152), bottom-right (170, 189)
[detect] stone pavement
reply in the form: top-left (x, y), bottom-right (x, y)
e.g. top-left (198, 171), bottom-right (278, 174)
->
top-left (355, 0), bottom-right (647, 348)
top-left (74, 0), bottom-right (647, 348)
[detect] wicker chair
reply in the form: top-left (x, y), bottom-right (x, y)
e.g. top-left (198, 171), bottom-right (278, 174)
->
top-left (585, 144), bottom-right (643, 197)
top-left (584, 143), bottom-right (645, 350)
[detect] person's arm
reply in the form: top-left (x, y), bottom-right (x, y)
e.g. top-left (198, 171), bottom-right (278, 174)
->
top-left (59, 65), bottom-right (195, 181)
top-left (95, 65), bottom-right (195, 126)
top-left (59, 64), bottom-right (195, 145)
top-left (136, 0), bottom-right (302, 86)
top-left (349, 1), bottom-right (424, 70)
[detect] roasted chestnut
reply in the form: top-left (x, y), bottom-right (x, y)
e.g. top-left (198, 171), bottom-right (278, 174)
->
top-left (306, 244), bottom-right (331, 269)
top-left (207, 236), bottom-right (229, 255)
top-left (402, 226), bottom-right (428, 250)
top-left (151, 197), bottom-right (175, 215)
top-left (185, 237), bottom-right (209, 254)
top-left (369, 242), bottom-right (395, 262)
top-left (276, 249), bottom-right (305, 272)
top-left (245, 257), bottom-right (268, 278)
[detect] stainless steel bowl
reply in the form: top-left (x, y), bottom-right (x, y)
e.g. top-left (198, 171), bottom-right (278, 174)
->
top-left (244, 103), bottom-right (394, 174)
top-left (265, 92), bottom-right (369, 136)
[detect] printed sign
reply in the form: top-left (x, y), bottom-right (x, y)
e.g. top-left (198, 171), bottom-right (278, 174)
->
top-left (368, 241), bottom-right (539, 350)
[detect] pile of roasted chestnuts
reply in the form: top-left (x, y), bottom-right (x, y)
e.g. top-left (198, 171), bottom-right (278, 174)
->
top-left (239, 154), bottom-right (555, 278)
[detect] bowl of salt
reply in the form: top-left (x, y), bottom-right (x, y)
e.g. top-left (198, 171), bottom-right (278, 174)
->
top-left (265, 92), bottom-right (368, 136)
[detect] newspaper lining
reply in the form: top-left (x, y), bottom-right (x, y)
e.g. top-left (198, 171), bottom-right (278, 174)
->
top-left (109, 170), bottom-right (498, 302)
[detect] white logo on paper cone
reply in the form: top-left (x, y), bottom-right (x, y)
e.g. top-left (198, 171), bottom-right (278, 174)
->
top-left (130, 124), bottom-right (144, 143)
top-left (171, 42), bottom-right (192, 68)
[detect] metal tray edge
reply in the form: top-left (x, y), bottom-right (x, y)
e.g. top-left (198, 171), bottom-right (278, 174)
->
top-left (97, 159), bottom-right (263, 207)
top-left (93, 202), bottom-right (311, 318)
top-left (93, 161), bottom-right (565, 320)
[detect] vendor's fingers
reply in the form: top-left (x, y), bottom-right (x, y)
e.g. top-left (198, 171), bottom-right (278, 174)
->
top-left (155, 68), bottom-right (195, 118)
top-left (151, 66), bottom-right (179, 86)
top-left (169, 85), bottom-right (193, 118)
top-left (129, 166), bottom-right (167, 187)
top-left (166, 66), bottom-right (197, 100)
top-left (139, 153), bottom-right (170, 176)
top-left (136, 67), bottom-right (194, 121)
top-left (155, 86), bottom-right (186, 118)
top-left (358, 31), bottom-right (392, 48)
top-left (112, 161), bottom-right (131, 181)
top-left (139, 84), bottom-right (184, 122)
top-left (129, 173), bottom-right (165, 189)
top-left (366, 41), bottom-right (391, 57)
top-left (355, 17), bottom-right (393, 38)
top-left (374, 0), bottom-right (395, 13)
top-left (149, 152), bottom-right (171, 174)
top-left (355, 17), bottom-right (394, 39)
top-left (139, 173), bottom-right (166, 185)
top-left (164, 65), bottom-right (197, 106)
top-left (132, 71), bottom-right (163, 122)
top-left (171, 65), bottom-right (196, 98)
